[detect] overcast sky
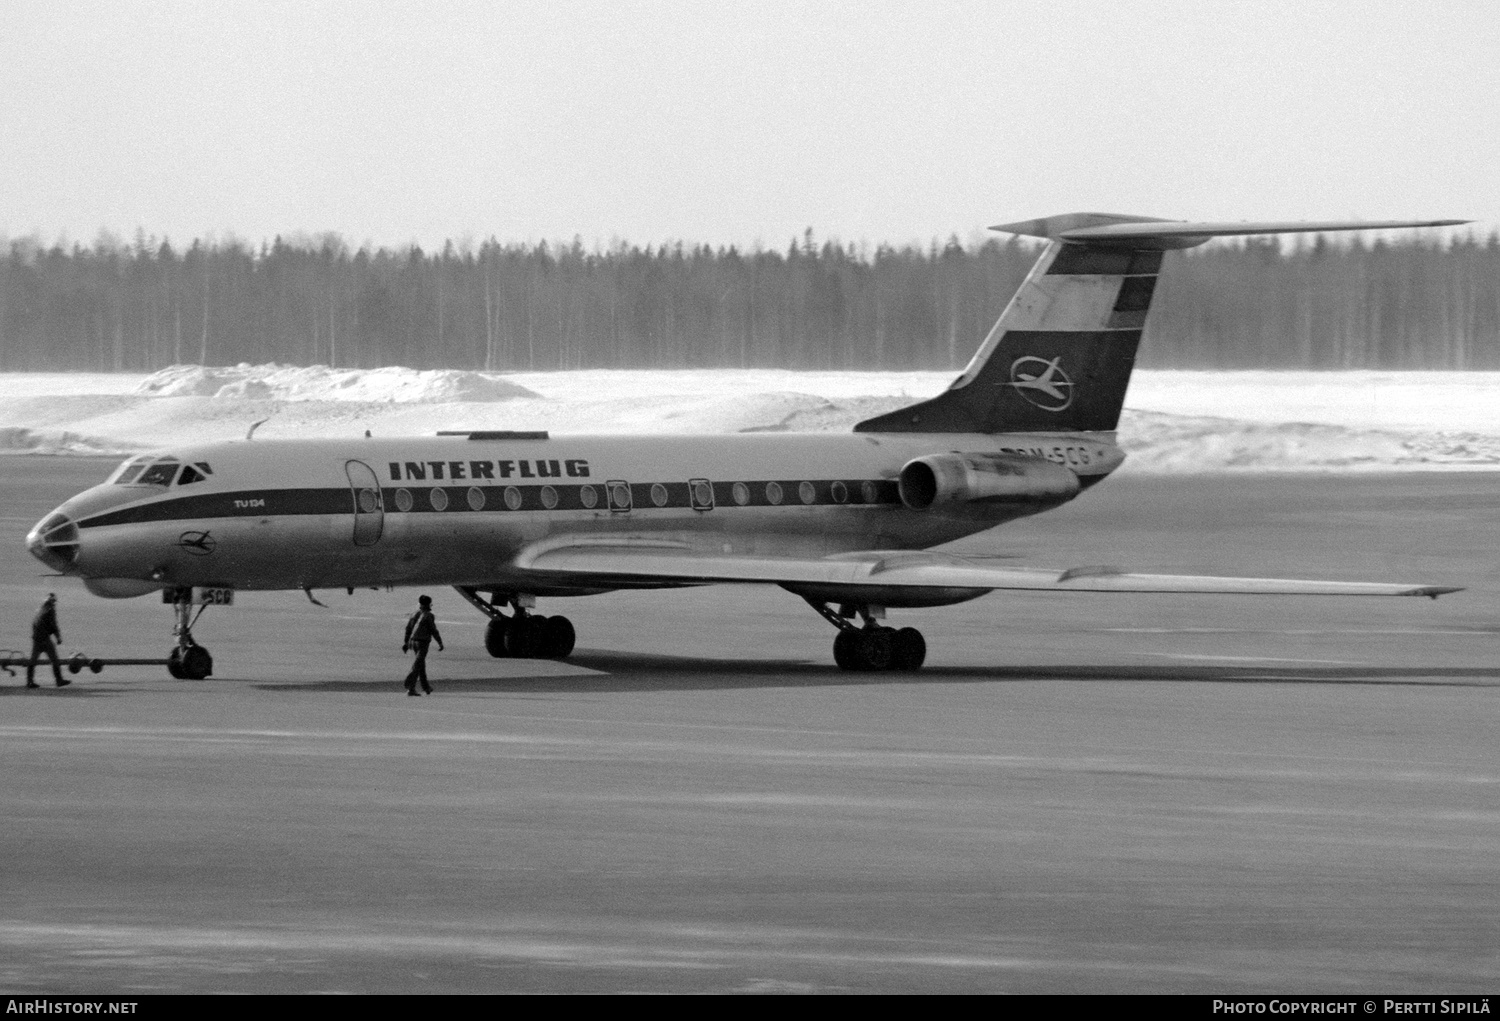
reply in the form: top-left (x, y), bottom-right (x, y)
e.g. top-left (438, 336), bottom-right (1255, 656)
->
top-left (1, 0), bottom-right (1493, 250)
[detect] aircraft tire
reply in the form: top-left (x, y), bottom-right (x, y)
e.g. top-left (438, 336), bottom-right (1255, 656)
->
top-left (857, 628), bottom-right (894, 671)
top-left (504, 616), bottom-right (538, 658)
top-left (484, 617), bottom-right (510, 658)
top-left (891, 628), bottom-right (926, 671)
top-left (541, 615), bottom-right (576, 659)
top-left (89, 658), bottom-right (104, 674)
top-left (181, 645), bottom-right (213, 681)
top-left (833, 630), bottom-right (859, 670)
top-left (166, 647), bottom-right (185, 679)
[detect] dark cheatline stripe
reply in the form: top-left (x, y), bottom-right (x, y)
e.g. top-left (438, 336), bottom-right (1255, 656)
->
top-left (78, 479), bottom-right (908, 527)
top-left (78, 488), bottom-right (348, 528)
top-left (1047, 244), bottom-right (1163, 276)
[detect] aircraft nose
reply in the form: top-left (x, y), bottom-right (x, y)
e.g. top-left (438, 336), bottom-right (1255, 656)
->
top-left (27, 511), bottom-right (79, 572)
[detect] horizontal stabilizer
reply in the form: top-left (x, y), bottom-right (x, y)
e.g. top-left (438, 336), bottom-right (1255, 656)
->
top-left (992, 213), bottom-right (1470, 250)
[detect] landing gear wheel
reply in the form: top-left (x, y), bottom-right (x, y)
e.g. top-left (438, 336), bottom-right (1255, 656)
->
top-left (832, 626), bottom-right (921, 672)
top-left (539, 615), bottom-right (575, 659)
top-left (891, 627), bottom-right (926, 671)
top-left (833, 629), bottom-right (859, 670)
top-left (485, 616), bottom-right (510, 657)
top-left (503, 615), bottom-right (538, 658)
top-left (165, 590), bottom-right (214, 679)
top-left (180, 645), bottom-right (212, 680)
top-left (857, 628), bottom-right (894, 671)
top-left (834, 628), bottom-right (896, 671)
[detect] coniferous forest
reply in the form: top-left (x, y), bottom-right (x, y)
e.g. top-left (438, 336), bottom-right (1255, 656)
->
top-left (0, 229), bottom-right (1496, 373)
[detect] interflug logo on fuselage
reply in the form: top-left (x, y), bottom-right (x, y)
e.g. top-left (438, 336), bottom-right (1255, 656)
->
top-left (178, 530), bottom-right (216, 555)
top-left (1007, 356), bottom-right (1074, 411)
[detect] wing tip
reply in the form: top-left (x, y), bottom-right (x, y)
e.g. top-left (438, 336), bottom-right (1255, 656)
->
top-left (990, 214), bottom-right (1473, 245)
top-left (1057, 564), bottom-right (1126, 582)
top-left (1405, 585), bottom-right (1464, 599)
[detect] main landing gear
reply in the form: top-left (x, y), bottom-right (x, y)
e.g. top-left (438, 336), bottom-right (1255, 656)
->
top-left (165, 589), bottom-right (213, 680)
top-left (809, 600), bottom-right (926, 672)
top-left (455, 588), bottom-right (575, 660)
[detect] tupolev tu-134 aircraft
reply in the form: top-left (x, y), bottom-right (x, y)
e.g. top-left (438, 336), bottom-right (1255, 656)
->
top-left (27, 213), bottom-right (1468, 679)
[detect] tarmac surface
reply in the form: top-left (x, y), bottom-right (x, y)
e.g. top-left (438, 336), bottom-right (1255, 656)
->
top-left (2, 457), bottom-right (1498, 993)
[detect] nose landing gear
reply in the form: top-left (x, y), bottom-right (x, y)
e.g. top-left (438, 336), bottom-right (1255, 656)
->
top-left (455, 588), bottom-right (576, 660)
top-left (810, 600), bottom-right (926, 672)
top-left (164, 589), bottom-right (213, 680)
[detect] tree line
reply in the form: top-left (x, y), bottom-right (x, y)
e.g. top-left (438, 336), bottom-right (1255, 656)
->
top-left (0, 228), bottom-right (1495, 373)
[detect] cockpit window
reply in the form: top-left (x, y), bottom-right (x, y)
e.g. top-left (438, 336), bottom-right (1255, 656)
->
top-left (111, 454), bottom-right (209, 487)
top-left (136, 460), bottom-right (180, 487)
top-left (110, 455), bottom-right (151, 485)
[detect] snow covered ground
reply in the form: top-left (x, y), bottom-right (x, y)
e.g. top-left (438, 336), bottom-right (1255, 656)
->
top-left (1, 364), bottom-right (1497, 472)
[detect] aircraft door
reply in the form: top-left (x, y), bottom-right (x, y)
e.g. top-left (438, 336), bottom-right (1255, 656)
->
top-left (345, 460), bottom-right (385, 545)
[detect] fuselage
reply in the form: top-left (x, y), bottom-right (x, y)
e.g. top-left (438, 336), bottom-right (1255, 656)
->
top-left (28, 431), bottom-right (1123, 597)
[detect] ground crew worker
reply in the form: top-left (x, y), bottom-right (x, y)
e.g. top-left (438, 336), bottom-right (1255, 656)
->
top-left (402, 594), bottom-right (443, 696)
top-left (27, 593), bottom-right (67, 689)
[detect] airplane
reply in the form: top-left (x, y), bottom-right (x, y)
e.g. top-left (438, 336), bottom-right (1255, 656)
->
top-left (25, 212), bottom-right (1468, 680)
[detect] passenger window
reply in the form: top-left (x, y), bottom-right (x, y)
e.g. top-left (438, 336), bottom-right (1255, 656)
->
top-left (137, 461), bottom-right (179, 487)
top-left (178, 465), bottom-right (206, 485)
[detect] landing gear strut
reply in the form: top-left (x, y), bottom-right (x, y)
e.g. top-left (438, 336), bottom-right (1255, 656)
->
top-left (165, 589), bottom-right (213, 680)
top-left (809, 600), bottom-right (925, 672)
top-left (454, 588), bottom-right (575, 660)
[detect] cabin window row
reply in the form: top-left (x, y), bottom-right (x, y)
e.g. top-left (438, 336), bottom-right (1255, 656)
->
top-left (378, 478), bottom-right (897, 514)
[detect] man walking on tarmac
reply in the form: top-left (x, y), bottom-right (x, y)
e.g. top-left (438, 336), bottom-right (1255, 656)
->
top-left (402, 594), bottom-right (443, 696)
top-left (28, 593), bottom-right (68, 688)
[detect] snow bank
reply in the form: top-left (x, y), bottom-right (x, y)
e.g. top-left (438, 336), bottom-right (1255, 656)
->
top-left (1118, 411), bottom-right (1500, 473)
top-left (0, 427), bottom-right (128, 456)
top-left (2, 365), bottom-right (1498, 473)
top-left (132, 363), bottom-right (539, 402)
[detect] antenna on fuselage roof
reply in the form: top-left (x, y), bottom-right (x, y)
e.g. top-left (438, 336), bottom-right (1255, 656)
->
top-left (245, 418), bottom-right (270, 441)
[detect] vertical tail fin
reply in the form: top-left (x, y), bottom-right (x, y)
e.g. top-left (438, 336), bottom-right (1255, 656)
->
top-left (855, 213), bottom-right (1467, 435)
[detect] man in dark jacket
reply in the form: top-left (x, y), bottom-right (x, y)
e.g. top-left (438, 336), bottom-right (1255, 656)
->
top-left (402, 594), bottom-right (443, 696)
top-left (28, 593), bottom-right (67, 688)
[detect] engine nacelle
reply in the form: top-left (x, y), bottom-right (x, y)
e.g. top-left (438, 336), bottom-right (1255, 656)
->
top-left (898, 452), bottom-right (1080, 511)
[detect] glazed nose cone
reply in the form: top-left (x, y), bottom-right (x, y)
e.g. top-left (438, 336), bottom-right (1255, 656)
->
top-left (27, 510), bottom-right (79, 571)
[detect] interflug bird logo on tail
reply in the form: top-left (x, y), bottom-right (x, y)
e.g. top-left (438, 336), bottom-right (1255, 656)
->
top-left (1007, 356), bottom-right (1074, 412)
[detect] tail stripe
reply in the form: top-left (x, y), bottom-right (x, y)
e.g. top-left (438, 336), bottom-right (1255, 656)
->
top-left (1048, 245), bottom-right (1163, 276)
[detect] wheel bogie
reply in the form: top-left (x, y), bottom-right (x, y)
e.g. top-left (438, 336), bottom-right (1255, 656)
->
top-left (833, 625), bottom-right (925, 672)
top-left (499, 614), bottom-right (575, 660)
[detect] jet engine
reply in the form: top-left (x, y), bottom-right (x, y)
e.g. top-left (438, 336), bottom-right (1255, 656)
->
top-left (898, 452), bottom-right (1080, 511)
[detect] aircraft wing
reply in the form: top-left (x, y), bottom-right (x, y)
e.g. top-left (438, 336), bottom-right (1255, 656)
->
top-left (513, 540), bottom-right (1458, 600)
